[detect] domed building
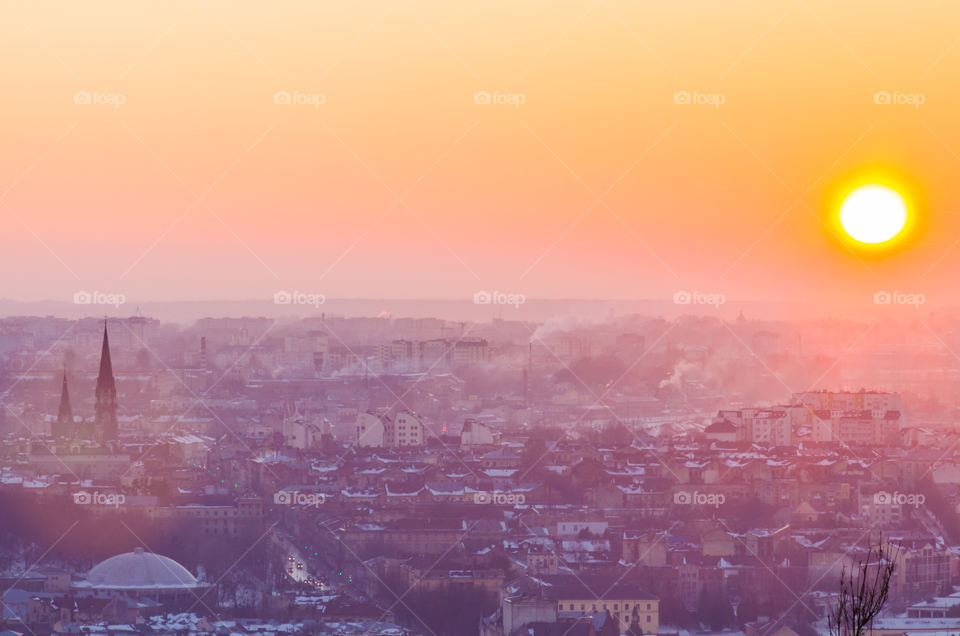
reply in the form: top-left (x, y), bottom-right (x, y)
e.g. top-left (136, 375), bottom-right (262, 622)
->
top-left (73, 548), bottom-right (212, 609)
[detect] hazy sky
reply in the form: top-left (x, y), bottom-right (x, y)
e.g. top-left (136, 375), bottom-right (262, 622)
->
top-left (2, 0), bottom-right (960, 310)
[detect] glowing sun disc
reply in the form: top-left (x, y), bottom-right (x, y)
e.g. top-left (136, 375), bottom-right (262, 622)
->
top-left (839, 184), bottom-right (908, 244)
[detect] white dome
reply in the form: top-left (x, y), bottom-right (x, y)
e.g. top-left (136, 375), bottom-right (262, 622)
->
top-left (86, 548), bottom-right (202, 590)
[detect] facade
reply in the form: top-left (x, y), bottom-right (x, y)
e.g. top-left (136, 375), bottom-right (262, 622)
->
top-left (461, 419), bottom-right (496, 447)
top-left (26, 449), bottom-right (130, 479)
top-left (703, 419), bottom-right (737, 443)
top-left (714, 391), bottom-right (903, 446)
top-left (715, 408), bottom-right (791, 446)
top-left (341, 520), bottom-right (467, 557)
top-left (282, 416), bottom-right (326, 449)
top-left (792, 390), bottom-right (903, 445)
top-left (356, 412), bottom-right (386, 447)
top-left (557, 521), bottom-right (608, 537)
top-left (792, 390), bottom-right (902, 413)
top-left (389, 411), bottom-right (425, 447)
top-left (150, 497), bottom-right (265, 537)
top-left (748, 409), bottom-right (791, 446)
top-left (890, 542), bottom-right (953, 598)
top-left (501, 595), bottom-right (556, 635)
top-left (502, 575), bottom-right (659, 635)
top-left (355, 411), bottom-right (425, 448)
top-left (408, 568), bottom-right (504, 594)
top-left (379, 337), bottom-right (489, 371)
top-left (69, 497), bottom-right (265, 537)
top-left (621, 532), bottom-right (668, 567)
top-left (451, 338), bottom-right (489, 365)
top-left (524, 544), bottom-right (560, 575)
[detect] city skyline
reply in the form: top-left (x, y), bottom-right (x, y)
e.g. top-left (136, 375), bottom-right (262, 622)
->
top-left (6, 2), bottom-right (960, 635)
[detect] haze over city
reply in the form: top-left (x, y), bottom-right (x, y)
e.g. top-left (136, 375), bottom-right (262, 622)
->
top-left (4, 2), bottom-right (960, 636)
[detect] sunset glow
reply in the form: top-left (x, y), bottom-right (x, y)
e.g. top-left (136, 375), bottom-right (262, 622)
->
top-left (839, 184), bottom-right (908, 245)
top-left (0, 0), bottom-right (959, 309)
top-left (5, 3), bottom-right (960, 634)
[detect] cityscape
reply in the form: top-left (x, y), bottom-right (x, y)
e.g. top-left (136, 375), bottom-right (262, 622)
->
top-left (2, 313), bottom-right (960, 635)
top-left (5, 1), bottom-right (960, 635)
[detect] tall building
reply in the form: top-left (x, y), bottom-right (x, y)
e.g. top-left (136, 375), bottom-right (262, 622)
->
top-left (791, 390), bottom-right (903, 445)
top-left (53, 370), bottom-right (74, 438)
top-left (791, 390), bottom-right (902, 413)
top-left (94, 322), bottom-right (118, 441)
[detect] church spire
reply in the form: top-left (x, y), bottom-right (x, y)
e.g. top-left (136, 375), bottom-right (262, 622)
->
top-left (98, 320), bottom-right (114, 382)
top-left (94, 320), bottom-right (118, 441)
top-left (55, 368), bottom-right (74, 438)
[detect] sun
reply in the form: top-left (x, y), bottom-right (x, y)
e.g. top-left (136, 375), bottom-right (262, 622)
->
top-left (838, 184), bottom-right (908, 244)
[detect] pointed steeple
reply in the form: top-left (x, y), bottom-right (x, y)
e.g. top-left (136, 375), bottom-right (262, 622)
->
top-left (94, 320), bottom-right (118, 441)
top-left (58, 370), bottom-right (72, 420)
top-left (55, 368), bottom-right (74, 438)
top-left (98, 321), bottom-right (114, 383)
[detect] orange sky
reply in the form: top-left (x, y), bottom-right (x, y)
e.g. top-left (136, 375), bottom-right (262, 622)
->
top-left (2, 0), bottom-right (960, 310)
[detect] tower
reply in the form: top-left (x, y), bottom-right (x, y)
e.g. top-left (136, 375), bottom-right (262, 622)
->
top-left (54, 369), bottom-right (74, 438)
top-left (94, 321), bottom-right (118, 441)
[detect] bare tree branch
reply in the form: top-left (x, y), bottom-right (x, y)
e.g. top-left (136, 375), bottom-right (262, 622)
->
top-left (830, 541), bottom-right (899, 636)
